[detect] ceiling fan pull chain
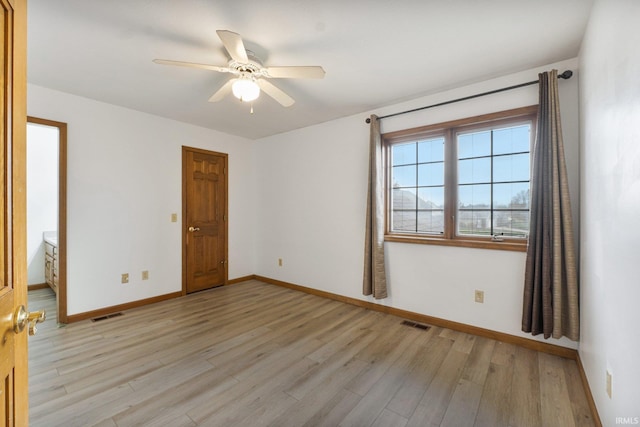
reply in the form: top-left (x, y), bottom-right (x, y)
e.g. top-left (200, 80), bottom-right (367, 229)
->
top-left (250, 102), bottom-right (254, 114)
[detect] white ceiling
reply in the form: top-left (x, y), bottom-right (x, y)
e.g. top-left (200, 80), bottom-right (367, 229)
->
top-left (27, 0), bottom-right (594, 140)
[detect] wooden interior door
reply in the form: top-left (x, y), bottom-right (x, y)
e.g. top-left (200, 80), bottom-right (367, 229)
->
top-left (182, 147), bottom-right (228, 293)
top-left (0, 0), bottom-right (29, 424)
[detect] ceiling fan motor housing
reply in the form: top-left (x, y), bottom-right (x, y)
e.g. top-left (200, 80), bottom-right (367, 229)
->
top-left (230, 50), bottom-right (266, 77)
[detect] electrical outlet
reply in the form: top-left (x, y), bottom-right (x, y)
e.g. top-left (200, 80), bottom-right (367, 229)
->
top-left (606, 370), bottom-right (612, 398)
top-left (171, 213), bottom-right (178, 222)
top-left (278, 258), bottom-right (283, 267)
top-left (474, 290), bottom-right (484, 303)
top-left (142, 270), bottom-right (149, 280)
top-left (121, 273), bottom-right (129, 284)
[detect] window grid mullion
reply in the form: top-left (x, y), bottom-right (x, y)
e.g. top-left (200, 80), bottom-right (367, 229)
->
top-left (414, 143), bottom-right (418, 233)
top-left (458, 150), bottom-right (529, 161)
top-left (490, 130), bottom-right (495, 237)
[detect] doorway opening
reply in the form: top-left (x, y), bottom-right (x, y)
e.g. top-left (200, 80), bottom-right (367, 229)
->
top-left (26, 117), bottom-right (68, 323)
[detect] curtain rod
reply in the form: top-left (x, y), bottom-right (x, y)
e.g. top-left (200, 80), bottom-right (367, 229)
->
top-left (365, 70), bottom-right (573, 123)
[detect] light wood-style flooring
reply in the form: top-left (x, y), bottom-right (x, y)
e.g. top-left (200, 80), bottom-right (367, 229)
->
top-left (28, 280), bottom-right (595, 427)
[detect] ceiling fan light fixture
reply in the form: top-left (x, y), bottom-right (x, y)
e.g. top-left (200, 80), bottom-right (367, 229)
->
top-left (232, 77), bottom-right (260, 102)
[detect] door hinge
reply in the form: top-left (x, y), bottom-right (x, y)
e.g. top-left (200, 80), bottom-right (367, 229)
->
top-left (223, 167), bottom-right (226, 175)
top-left (223, 215), bottom-right (227, 221)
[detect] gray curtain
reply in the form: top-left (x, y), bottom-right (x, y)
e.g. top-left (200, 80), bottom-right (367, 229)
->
top-left (522, 70), bottom-right (579, 340)
top-left (363, 115), bottom-right (388, 299)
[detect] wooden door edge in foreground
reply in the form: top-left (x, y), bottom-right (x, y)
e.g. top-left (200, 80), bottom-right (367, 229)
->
top-left (0, 0), bottom-right (29, 425)
top-left (182, 146), bottom-right (228, 294)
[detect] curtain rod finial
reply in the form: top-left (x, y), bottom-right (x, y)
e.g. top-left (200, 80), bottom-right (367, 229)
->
top-left (365, 117), bottom-right (371, 124)
top-left (559, 70), bottom-right (573, 79)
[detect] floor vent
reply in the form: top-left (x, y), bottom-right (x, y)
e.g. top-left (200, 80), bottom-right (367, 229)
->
top-left (91, 312), bottom-right (124, 322)
top-left (401, 320), bottom-right (431, 331)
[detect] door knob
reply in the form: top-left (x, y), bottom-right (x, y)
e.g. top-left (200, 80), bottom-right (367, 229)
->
top-left (13, 305), bottom-right (46, 336)
top-left (188, 226), bottom-right (200, 232)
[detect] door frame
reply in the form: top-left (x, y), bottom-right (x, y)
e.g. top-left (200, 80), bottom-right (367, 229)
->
top-left (26, 117), bottom-right (68, 323)
top-left (181, 146), bottom-right (228, 294)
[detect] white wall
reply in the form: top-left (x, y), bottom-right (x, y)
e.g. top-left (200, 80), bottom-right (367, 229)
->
top-left (254, 58), bottom-right (580, 349)
top-left (579, 0), bottom-right (640, 423)
top-left (26, 123), bottom-right (59, 285)
top-left (27, 84), bottom-right (256, 315)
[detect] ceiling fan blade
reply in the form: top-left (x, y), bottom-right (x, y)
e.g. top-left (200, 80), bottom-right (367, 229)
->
top-left (216, 30), bottom-right (248, 63)
top-left (265, 66), bottom-right (326, 79)
top-left (153, 59), bottom-right (231, 73)
top-left (208, 79), bottom-right (236, 102)
top-left (257, 79), bottom-right (295, 107)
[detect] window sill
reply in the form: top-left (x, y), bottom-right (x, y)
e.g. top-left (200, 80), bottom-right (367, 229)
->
top-left (384, 234), bottom-right (527, 252)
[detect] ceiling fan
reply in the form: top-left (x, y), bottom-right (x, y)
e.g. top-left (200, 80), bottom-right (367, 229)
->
top-left (153, 30), bottom-right (325, 108)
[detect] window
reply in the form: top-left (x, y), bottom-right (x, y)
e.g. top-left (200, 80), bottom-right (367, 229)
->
top-left (384, 106), bottom-right (537, 251)
top-left (391, 136), bottom-right (445, 234)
